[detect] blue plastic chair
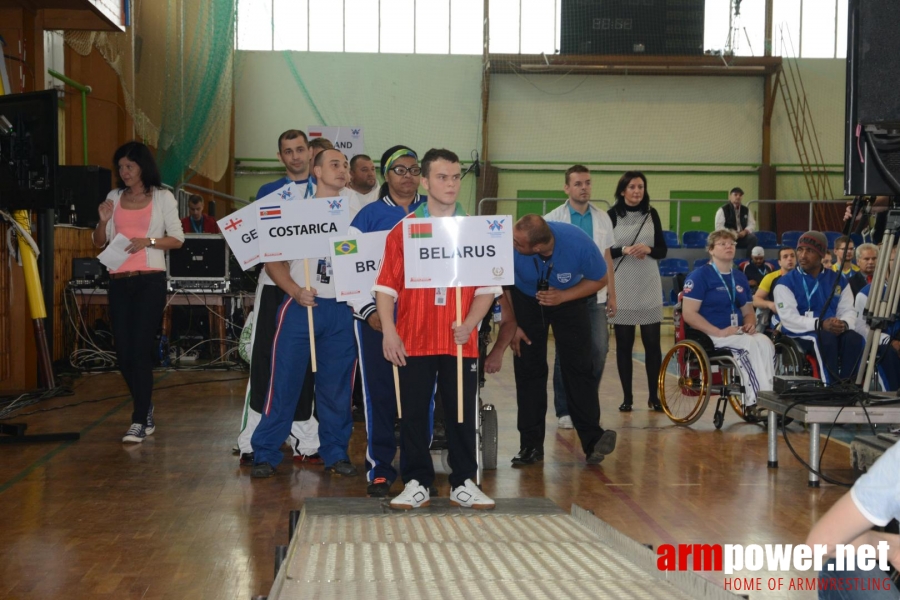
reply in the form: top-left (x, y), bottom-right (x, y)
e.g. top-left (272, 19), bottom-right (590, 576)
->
top-left (755, 230), bottom-right (778, 248)
top-left (693, 258), bottom-right (709, 270)
top-left (850, 232), bottom-right (863, 247)
top-left (659, 258), bottom-right (689, 274)
top-left (682, 230), bottom-right (708, 248)
top-left (824, 231), bottom-right (842, 249)
top-left (781, 230), bottom-right (803, 248)
top-left (663, 230), bottom-right (681, 249)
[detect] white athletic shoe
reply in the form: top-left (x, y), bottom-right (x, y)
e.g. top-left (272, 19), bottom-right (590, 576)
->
top-left (450, 479), bottom-right (495, 510)
top-left (390, 479), bottom-right (431, 510)
top-left (558, 415), bottom-right (574, 429)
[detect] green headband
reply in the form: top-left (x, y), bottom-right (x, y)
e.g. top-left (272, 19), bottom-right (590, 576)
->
top-left (383, 148), bottom-right (417, 174)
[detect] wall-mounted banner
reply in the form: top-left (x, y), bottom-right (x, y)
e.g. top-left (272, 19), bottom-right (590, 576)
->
top-left (329, 230), bottom-right (390, 302)
top-left (257, 196), bottom-right (352, 262)
top-left (217, 202), bottom-right (261, 270)
top-left (307, 126), bottom-right (365, 159)
top-left (402, 215), bottom-right (514, 289)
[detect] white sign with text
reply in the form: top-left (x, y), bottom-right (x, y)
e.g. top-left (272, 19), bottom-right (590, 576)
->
top-left (257, 196), bottom-right (352, 262)
top-left (402, 216), bottom-right (514, 288)
top-left (217, 202), bottom-right (261, 270)
top-left (307, 126), bottom-right (365, 159)
top-left (328, 230), bottom-right (389, 302)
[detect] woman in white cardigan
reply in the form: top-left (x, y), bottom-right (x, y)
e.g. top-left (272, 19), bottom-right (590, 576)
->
top-left (92, 141), bottom-right (184, 443)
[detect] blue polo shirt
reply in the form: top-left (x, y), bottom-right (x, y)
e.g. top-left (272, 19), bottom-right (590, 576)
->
top-left (350, 194), bottom-right (426, 233)
top-left (514, 221), bottom-right (605, 297)
top-left (255, 176), bottom-right (315, 201)
top-left (568, 203), bottom-right (593, 240)
top-left (683, 264), bottom-right (753, 329)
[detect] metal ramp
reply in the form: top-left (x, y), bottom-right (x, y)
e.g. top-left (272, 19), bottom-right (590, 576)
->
top-left (267, 498), bottom-right (739, 600)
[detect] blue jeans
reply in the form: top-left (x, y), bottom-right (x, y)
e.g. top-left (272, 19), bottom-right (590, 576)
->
top-left (818, 559), bottom-right (897, 599)
top-left (554, 298), bottom-right (608, 417)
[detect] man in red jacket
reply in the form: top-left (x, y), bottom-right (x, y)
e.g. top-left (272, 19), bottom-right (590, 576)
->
top-left (181, 194), bottom-right (220, 234)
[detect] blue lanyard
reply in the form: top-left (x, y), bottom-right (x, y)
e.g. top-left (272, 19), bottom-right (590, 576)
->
top-left (298, 178), bottom-right (314, 199)
top-left (711, 262), bottom-right (737, 314)
top-left (800, 270), bottom-right (820, 310)
top-left (191, 218), bottom-right (203, 233)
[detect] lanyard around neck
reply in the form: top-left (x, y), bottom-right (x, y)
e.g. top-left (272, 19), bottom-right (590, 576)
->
top-left (711, 262), bottom-right (737, 314)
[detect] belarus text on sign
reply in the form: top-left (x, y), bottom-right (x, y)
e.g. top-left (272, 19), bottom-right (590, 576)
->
top-left (329, 230), bottom-right (390, 302)
top-left (257, 196), bottom-right (352, 262)
top-left (402, 215), bottom-right (515, 289)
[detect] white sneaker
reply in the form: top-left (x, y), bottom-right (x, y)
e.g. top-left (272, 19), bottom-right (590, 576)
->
top-left (390, 479), bottom-right (431, 510)
top-left (450, 479), bottom-right (495, 510)
top-left (558, 415), bottom-right (574, 429)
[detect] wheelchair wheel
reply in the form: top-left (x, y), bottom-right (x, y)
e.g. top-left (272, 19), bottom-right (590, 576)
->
top-left (659, 340), bottom-right (711, 425)
top-left (480, 404), bottom-right (498, 471)
top-left (774, 339), bottom-right (810, 377)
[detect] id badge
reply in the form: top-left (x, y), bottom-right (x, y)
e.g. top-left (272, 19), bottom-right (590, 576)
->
top-left (805, 310), bottom-right (814, 318)
top-left (730, 313), bottom-right (739, 327)
top-left (435, 287), bottom-right (447, 306)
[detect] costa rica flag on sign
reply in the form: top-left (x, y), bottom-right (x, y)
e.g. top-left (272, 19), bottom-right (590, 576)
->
top-left (259, 206), bottom-right (282, 220)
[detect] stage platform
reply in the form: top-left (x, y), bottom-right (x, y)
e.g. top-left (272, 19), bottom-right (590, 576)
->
top-left (267, 498), bottom-right (739, 600)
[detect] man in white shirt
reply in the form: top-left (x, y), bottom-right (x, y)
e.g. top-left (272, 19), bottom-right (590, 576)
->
top-left (343, 154), bottom-right (379, 208)
top-left (714, 187), bottom-right (758, 259)
top-left (544, 165), bottom-right (617, 426)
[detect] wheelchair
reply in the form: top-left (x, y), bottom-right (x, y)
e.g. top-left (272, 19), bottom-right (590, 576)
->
top-left (657, 295), bottom-right (806, 429)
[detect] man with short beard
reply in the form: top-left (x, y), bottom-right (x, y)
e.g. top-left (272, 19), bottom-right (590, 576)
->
top-left (344, 154), bottom-right (379, 208)
top-left (251, 149), bottom-right (359, 478)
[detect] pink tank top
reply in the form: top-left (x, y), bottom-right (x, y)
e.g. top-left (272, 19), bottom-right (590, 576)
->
top-left (111, 201), bottom-right (159, 274)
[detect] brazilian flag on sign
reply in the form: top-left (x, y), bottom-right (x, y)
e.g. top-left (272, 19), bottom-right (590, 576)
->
top-left (334, 240), bottom-right (358, 255)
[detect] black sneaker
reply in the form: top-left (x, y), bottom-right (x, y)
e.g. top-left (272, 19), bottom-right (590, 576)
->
top-left (122, 423), bottom-right (146, 443)
top-left (239, 452), bottom-right (254, 466)
top-left (146, 404), bottom-right (155, 435)
top-left (587, 430), bottom-right (617, 464)
top-left (251, 462), bottom-right (276, 478)
top-left (325, 459), bottom-right (358, 477)
top-left (367, 477), bottom-right (392, 497)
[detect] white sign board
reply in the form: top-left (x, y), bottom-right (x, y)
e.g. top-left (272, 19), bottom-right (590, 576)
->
top-left (307, 125), bottom-right (365, 159)
top-left (257, 196), bottom-right (352, 262)
top-left (329, 230), bottom-right (389, 302)
top-left (402, 216), bottom-right (514, 289)
top-left (217, 202), bottom-right (261, 270)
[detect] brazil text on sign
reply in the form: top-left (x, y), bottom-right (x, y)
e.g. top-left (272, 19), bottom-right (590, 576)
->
top-left (329, 230), bottom-right (389, 302)
top-left (257, 196), bottom-right (352, 262)
top-left (402, 216), bottom-right (515, 289)
top-left (217, 202), bottom-right (261, 270)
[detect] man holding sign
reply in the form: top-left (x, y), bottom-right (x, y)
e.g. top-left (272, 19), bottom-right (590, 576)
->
top-left (375, 149), bottom-right (499, 510)
top-left (510, 214), bottom-right (617, 466)
top-left (250, 149), bottom-right (358, 478)
top-left (237, 129), bottom-right (319, 467)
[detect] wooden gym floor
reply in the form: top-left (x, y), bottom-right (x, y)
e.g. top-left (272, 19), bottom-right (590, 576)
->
top-left (0, 337), bottom-right (858, 599)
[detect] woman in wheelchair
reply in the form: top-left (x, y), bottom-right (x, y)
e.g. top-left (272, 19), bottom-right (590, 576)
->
top-left (680, 229), bottom-right (776, 409)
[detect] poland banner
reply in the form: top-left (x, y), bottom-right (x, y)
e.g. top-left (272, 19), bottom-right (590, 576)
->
top-left (257, 196), bottom-right (352, 262)
top-left (217, 203), bottom-right (260, 270)
top-left (329, 230), bottom-right (389, 302)
top-left (402, 216), bottom-right (514, 288)
top-left (307, 126), bottom-right (365, 159)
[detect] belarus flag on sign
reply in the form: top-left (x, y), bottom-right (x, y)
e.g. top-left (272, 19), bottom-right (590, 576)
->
top-left (408, 223), bottom-right (432, 238)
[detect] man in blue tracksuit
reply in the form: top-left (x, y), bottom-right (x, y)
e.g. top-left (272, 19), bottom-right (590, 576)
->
top-left (348, 144), bottom-right (427, 497)
top-left (773, 230), bottom-right (863, 384)
top-left (250, 149), bottom-right (358, 478)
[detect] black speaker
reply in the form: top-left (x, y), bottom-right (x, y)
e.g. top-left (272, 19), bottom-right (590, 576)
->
top-left (560, 0), bottom-right (704, 56)
top-left (0, 90), bottom-right (58, 210)
top-left (844, 0), bottom-right (900, 195)
top-left (57, 165), bottom-right (112, 227)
